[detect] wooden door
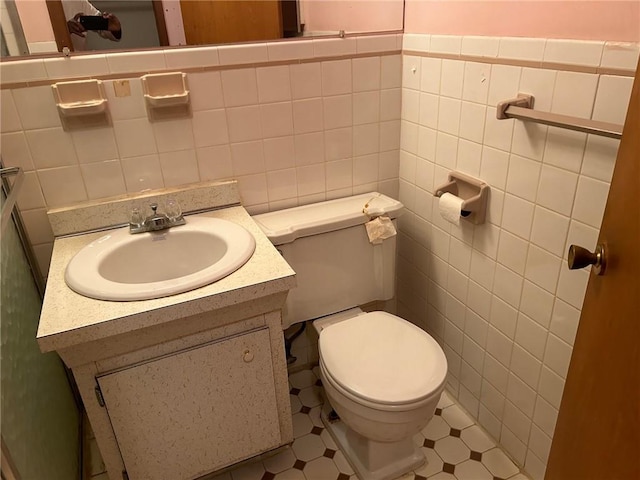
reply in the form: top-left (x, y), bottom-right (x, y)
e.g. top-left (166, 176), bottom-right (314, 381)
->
top-left (545, 64), bottom-right (640, 479)
top-left (180, 1), bottom-right (282, 46)
top-left (46, 0), bottom-right (74, 52)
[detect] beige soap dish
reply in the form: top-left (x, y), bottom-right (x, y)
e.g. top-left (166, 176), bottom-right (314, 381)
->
top-left (141, 72), bottom-right (191, 121)
top-left (52, 79), bottom-right (109, 130)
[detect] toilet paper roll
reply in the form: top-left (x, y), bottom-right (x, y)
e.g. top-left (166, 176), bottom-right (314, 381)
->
top-left (438, 192), bottom-right (464, 226)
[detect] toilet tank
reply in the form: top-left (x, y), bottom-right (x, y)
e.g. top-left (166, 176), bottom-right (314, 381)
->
top-left (253, 193), bottom-right (404, 329)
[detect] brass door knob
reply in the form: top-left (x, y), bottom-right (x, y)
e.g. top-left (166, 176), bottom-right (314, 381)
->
top-left (567, 244), bottom-right (606, 275)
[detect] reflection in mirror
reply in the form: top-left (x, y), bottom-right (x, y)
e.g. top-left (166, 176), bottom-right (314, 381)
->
top-left (63, 0), bottom-right (165, 52)
top-left (1, 0), bottom-right (403, 57)
top-left (1, 0), bottom-right (29, 56)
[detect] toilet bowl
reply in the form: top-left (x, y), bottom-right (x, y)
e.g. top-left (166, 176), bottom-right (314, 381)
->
top-left (315, 310), bottom-right (447, 480)
top-left (253, 194), bottom-right (448, 480)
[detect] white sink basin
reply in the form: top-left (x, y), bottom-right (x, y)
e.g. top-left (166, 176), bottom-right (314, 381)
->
top-left (65, 216), bottom-right (256, 301)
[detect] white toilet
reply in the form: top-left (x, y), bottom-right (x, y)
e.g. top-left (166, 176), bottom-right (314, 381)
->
top-left (254, 193), bottom-right (448, 480)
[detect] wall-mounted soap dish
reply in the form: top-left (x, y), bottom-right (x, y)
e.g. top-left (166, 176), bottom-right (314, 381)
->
top-left (52, 79), bottom-right (110, 131)
top-left (141, 72), bottom-right (191, 121)
top-left (434, 171), bottom-right (490, 225)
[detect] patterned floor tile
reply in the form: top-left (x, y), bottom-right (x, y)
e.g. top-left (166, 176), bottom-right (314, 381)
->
top-left (272, 469), bottom-right (304, 480)
top-left (414, 447), bottom-right (444, 477)
top-left (396, 472), bottom-right (417, 479)
top-left (455, 459), bottom-right (493, 480)
top-left (470, 451), bottom-right (483, 461)
top-left (289, 394), bottom-right (302, 414)
top-left (507, 474), bottom-right (531, 480)
top-left (481, 447), bottom-right (520, 478)
top-left (426, 472), bottom-right (456, 479)
top-left (460, 425), bottom-right (496, 453)
top-left (303, 456), bottom-right (340, 479)
top-left (421, 416), bottom-right (451, 441)
top-left (308, 405), bottom-right (324, 428)
top-left (292, 412), bottom-right (314, 438)
top-left (289, 369), bottom-right (318, 389)
top-left (320, 428), bottom-right (338, 450)
top-left (332, 450), bottom-right (355, 476)
top-left (441, 404), bottom-right (475, 430)
top-left (437, 391), bottom-right (455, 409)
top-left (214, 368), bottom-right (529, 480)
top-left (298, 385), bottom-right (323, 408)
top-left (442, 462), bottom-right (455, 474)
top-left (291, 433), bottom-right (326, 462)
top-left (433, 436), bottom-right (471, 465)
top-left (262, 448), bottom-right (297, 474)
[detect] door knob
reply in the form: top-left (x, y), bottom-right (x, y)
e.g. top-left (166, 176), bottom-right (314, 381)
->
top-left (567, 244), bottom-right (606, 275)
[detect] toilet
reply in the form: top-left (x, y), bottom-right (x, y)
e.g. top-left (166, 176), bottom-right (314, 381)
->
top-left (253, 193), bottom-right (448, 480)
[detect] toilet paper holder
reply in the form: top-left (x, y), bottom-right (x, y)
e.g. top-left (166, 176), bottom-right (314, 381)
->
top-left (434, 171), bottom-right (489, 225)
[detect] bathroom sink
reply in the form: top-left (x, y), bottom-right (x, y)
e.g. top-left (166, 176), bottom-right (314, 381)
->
top-left (64, 216), bottom-right (256, 301)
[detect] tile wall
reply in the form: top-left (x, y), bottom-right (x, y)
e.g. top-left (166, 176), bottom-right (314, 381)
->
top-left (1, 32), bottom-right (638, 480)
top-left (395, 35), bottom-right (637, 480)
top-left (0, 34), bottom-right (402, 277)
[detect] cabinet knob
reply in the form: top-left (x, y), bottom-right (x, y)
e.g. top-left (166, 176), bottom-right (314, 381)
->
top-left (243, 349), bottom-right (254, 363)
top-left (567, 244), bottom-right (606, 275)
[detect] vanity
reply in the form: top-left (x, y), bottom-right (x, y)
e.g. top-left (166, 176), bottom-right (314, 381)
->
top-left (36, 181), bottom-right (296, 480)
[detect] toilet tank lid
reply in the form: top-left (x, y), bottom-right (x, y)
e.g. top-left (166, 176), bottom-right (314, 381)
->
top-left (253, 193), bottom-right (404, 245)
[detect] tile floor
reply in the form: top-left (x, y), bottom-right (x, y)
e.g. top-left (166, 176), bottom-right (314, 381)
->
top-left (211, 367), bottom-right (529, 480)
top-left (86, 367), bottom-right (530, 480)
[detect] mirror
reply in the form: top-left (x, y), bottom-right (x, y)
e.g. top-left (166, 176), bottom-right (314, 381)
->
top-left (1, 0), bottom-right (404, 58)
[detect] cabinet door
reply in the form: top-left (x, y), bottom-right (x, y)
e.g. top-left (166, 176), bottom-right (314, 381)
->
top-left (97, 328), bottom-right (281, 480)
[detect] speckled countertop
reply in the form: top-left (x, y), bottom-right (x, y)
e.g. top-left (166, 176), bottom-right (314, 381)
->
top-left (37, 206), bottom-right (296, 353)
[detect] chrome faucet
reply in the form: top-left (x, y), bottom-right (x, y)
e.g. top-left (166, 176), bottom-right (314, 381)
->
top-left (129, 201), bottom-right (185, 234)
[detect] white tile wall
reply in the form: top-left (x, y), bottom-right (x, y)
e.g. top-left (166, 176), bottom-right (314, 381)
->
top-left (543, 40), bottom-right (604, 67)
top-left (45, 54), bottom-right (110, 79)
top-left (1, 58), bottom-right (47, 83)
top-left (80, 161), bottom-right (127, 200)
top-left (218, 43), bottom-right (268, 65)
top-left (396, 36), bottom-right (634, 480)
top-left (220, 68), bottom-right (259, 107)
top-left (12, 85), bottom-right (60, 129)
top-left (1, 40), bottom-right (402, 279)
top-left (600, 42), bottom-right (640, 70)
top-left (1, 33), bottom-right (635, 479)
top-left (498, 38), bottom-right (546, 62)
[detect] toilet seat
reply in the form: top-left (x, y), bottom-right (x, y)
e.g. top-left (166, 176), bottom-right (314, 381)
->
top-left (320, 358), bottom-right (444, 413)
top-left (319, 311), bottom-right (447, 407)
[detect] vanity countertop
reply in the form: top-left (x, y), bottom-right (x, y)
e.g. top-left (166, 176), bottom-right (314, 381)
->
top-left (37, 206), bottom-right (296, 353)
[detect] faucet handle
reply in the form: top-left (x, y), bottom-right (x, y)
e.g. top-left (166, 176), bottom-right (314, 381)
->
top-left (165, 198), bottom-right (182, 221)
top-left (129, 207), bottom-right (145, 233)
top-left (150, 203), bottom-right (158, 214)
top-left (130, 207), bottom-right (144, 227)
